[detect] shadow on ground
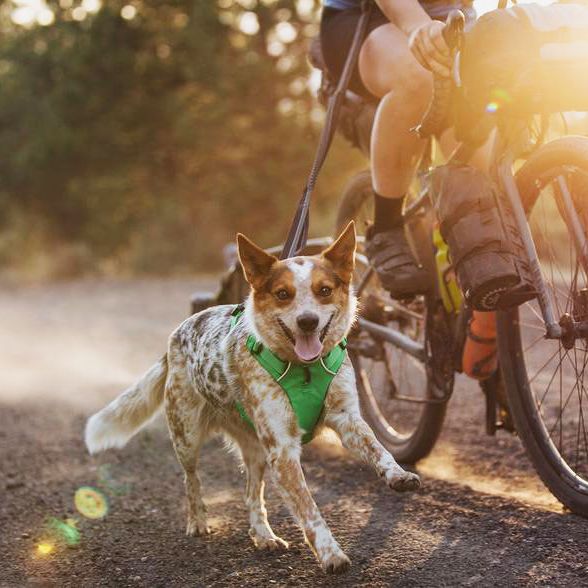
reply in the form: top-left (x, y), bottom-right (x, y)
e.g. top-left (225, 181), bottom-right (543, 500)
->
top-left (1, 401), bottom-right (586, 588)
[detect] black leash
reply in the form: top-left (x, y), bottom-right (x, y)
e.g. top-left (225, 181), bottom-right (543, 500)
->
top-left (280, 0), bottom-right (374, 259)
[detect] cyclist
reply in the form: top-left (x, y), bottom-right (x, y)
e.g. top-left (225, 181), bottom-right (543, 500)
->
top-left (320, 0), bottom-right (475, 298)
top-left (320, 0), bottom-right (499, 379)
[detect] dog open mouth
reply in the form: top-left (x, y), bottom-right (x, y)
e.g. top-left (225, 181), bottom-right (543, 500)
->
top-left (278, 314), bottom-right (334, 363)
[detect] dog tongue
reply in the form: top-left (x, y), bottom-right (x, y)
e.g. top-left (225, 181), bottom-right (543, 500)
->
top-left (294, 333), bottom-right (323, 362)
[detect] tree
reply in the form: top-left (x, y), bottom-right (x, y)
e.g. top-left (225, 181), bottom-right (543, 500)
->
top-left (0, 0), bottom-right (363, 274)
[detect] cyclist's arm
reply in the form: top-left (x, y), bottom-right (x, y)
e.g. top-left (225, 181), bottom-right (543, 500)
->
top-left (374, 0), bottom-right (430, 36)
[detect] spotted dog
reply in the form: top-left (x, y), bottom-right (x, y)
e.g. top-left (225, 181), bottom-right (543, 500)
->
top-left (85, 222), bottom-right (420, 574)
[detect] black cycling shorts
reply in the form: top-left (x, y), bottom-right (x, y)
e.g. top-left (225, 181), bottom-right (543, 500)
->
top-left (320, 5), bottom-right (388, 99)
top-left (319, 2), bottom-right (474, 99)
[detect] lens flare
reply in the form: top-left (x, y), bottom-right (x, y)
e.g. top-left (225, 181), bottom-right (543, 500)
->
top-left (97, 463), bottom-right (131, 496)
top-left (486, 88), bottom-right (512, 114)
top-left (48, 517), bottom-right (81, 546)
top-left (37, 542), bottom-right (54, 556)
top-left (74, 486), bottom-right (108, 519)
top-left (491, 87), bottom-right (512, 104)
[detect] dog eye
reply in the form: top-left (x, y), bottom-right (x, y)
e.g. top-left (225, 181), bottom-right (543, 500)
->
top-left (319, 286), bottom-right (333, 297)
top-left (275, 289), bottom-right (290, 301)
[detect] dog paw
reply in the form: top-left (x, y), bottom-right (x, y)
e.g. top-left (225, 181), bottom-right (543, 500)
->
top-left (186, 519), bottom-right (211, 536)
top-left (386, 469), bottom-right (421, 493)
top-left (322, 552), bottom-right (351, 575)
top-left (250, 534), bottom-right (289, 551)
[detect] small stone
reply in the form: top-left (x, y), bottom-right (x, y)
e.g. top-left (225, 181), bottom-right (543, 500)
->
top-left (115, 568), bottom-right (122, 573)
top-left (463, 574), bottom-right (484, 586)
top-left (141, 556), bottom-right (148, 562)
top-left (131, 576), bottom-right (141, 582)
top-left (7, 480), bottom-right (24, 490)
top-left (21, 532), bottom-right (30, 538)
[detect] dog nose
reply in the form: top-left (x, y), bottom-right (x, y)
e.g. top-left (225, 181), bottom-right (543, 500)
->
top-left (297, 312), bottom-right (319, 333)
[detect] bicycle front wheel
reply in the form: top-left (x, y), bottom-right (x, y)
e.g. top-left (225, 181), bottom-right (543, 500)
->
top-left (498, 136), bottom-right (588, 516)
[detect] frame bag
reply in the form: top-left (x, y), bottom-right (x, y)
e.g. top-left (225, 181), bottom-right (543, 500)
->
top-left (432, 164), bottom-right (536, 311)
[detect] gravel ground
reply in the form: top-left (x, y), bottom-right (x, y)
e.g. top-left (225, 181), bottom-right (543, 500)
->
top-left (1, 277), bottom-right (586, 587)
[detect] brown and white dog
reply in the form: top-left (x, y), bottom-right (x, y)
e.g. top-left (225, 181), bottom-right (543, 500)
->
top-left (84, 222), bottom-right (420, 574)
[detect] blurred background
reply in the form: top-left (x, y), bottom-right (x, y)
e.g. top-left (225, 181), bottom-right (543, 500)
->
top-left (0, 0), bottom-right (365, 279)
top-left (0, 0), bottom-right (574, 280)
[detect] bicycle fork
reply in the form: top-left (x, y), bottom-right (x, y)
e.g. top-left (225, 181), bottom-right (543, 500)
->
top-left (498, 155), bottom-right (588, 344)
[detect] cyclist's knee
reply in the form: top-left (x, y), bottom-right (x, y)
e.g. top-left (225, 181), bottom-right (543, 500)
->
top-left (398, 67), bottom-right (432, 111)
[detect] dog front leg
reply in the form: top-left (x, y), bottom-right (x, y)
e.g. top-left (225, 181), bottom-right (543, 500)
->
top-left (324, 365), bottom-right (421, 491)
top-left (265, 444), bottom-right (350, 574)
top-left (325, 410), bottom-right (421, 492)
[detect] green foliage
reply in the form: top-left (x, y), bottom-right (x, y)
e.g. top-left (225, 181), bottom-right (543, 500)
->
top-left (0, 0), bottom-right (364, 276)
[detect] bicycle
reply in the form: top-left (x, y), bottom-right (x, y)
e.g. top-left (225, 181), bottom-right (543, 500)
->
top-left (329, 8), bottom-right (588, 516)
top-left (192, 5), bottom-right (588, 517)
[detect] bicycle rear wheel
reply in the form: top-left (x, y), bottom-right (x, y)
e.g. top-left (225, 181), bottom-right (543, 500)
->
top-left (337, 170), bottom-right (451, 464)
top-left (498, 136), bottom-right (588, 516)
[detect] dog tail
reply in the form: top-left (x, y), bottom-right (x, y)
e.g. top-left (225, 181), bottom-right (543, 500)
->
top-left (85, 355), bottom-right (168, 454)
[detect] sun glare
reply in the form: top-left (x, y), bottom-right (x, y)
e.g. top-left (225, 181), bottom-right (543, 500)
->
top-left (239, 11), bottom-right (260, 36)
top-left (120, 5), bottom-right (137, 20)
top-left (474, 0), bottom-right (554, 15)
top-left (9, 0), bottom-right (559, 29)
top-left (36, 542), bottom-right (54, 556)
top-left (10, 0), bottom-right (101, 27)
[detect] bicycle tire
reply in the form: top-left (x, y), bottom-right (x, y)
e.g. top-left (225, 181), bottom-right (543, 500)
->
top-left (498, 136), bottom-right (588, 516)
top-left (337, 170), bottom-right (448, 464)
top-left (335, 170), bottom-right (374, 237)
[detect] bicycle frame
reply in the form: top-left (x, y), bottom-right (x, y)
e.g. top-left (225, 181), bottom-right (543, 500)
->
top-left (494, 134), bottom-right (588, 342)
top-left (353, 125), bottom-right (588, 366)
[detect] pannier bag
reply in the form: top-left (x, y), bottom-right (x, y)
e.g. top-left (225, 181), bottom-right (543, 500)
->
top-left (459, 3), bottom-right (588, 117)
top-left (432, 164), bottom-right (535, 311)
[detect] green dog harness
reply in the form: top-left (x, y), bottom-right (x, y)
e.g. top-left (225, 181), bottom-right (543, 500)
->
top-left (230, 305), bottom-right (347, 444)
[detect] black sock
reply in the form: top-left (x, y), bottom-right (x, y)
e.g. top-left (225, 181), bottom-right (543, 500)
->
top-left (373, 193), bottom-right (404, 234)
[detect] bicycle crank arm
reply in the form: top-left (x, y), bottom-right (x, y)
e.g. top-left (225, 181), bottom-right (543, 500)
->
top-left (357, 317), bottom-right (426, 361)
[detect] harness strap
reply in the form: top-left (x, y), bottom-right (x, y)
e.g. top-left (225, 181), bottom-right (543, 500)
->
top-left (280, 0), bottom-right (374, 259)
top-left (230, 305), bottom-right (347, 443)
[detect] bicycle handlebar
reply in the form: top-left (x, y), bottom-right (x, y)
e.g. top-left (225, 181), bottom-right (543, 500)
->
top-left (442, 9), bottom-right (465, 50)
top-left (414, 10), bottom-right (465, 139)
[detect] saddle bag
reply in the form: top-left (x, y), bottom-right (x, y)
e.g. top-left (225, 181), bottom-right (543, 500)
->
top-left (432, 164), bottom-right (535, 311)
top-left (459, 3), bottom-right (588, 117)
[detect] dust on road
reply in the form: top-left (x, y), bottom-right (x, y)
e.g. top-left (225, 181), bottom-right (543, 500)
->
top-left (1, 278), bottom-right (586, 587)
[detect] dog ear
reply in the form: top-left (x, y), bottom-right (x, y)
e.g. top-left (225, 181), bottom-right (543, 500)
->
top-left (237, 233), bottom-right (278, 291)
top-left (322, 221), bottom-right (356, 284)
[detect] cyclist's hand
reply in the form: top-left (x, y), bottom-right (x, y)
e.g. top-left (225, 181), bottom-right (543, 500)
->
top-left (409, 21), bottom-right (451, 77)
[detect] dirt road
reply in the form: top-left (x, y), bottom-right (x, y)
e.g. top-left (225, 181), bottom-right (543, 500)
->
top-left (1, 278), bottom-right (586, 587)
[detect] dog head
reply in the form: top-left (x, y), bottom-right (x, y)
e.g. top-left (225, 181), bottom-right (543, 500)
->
top-left (237, 222), bottom-right (357, 363)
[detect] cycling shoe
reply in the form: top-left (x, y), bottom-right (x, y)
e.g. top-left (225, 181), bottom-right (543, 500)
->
top-left (365, 225), bottom-right (431, 299)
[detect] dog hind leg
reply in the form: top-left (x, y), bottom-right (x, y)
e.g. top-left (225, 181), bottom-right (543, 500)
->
top-left (165, 347), bottom-right (210, 536)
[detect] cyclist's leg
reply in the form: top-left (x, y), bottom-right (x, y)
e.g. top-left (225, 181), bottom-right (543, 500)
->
top-left (359, 23), bottom-right (432, 196)
top-left (358, 23), bottom-right (432, 297)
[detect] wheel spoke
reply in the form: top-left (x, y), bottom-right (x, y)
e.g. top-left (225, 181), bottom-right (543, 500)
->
top-left (536, 348), bottom-right (566, 411)
top-left (509, 158), bottom-right (588, 497)
top-left (528, 347), bottom-right (560, 384)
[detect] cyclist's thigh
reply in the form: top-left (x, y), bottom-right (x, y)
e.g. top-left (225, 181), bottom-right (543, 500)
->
top-left (359, 23), bottom-right (432, 100)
